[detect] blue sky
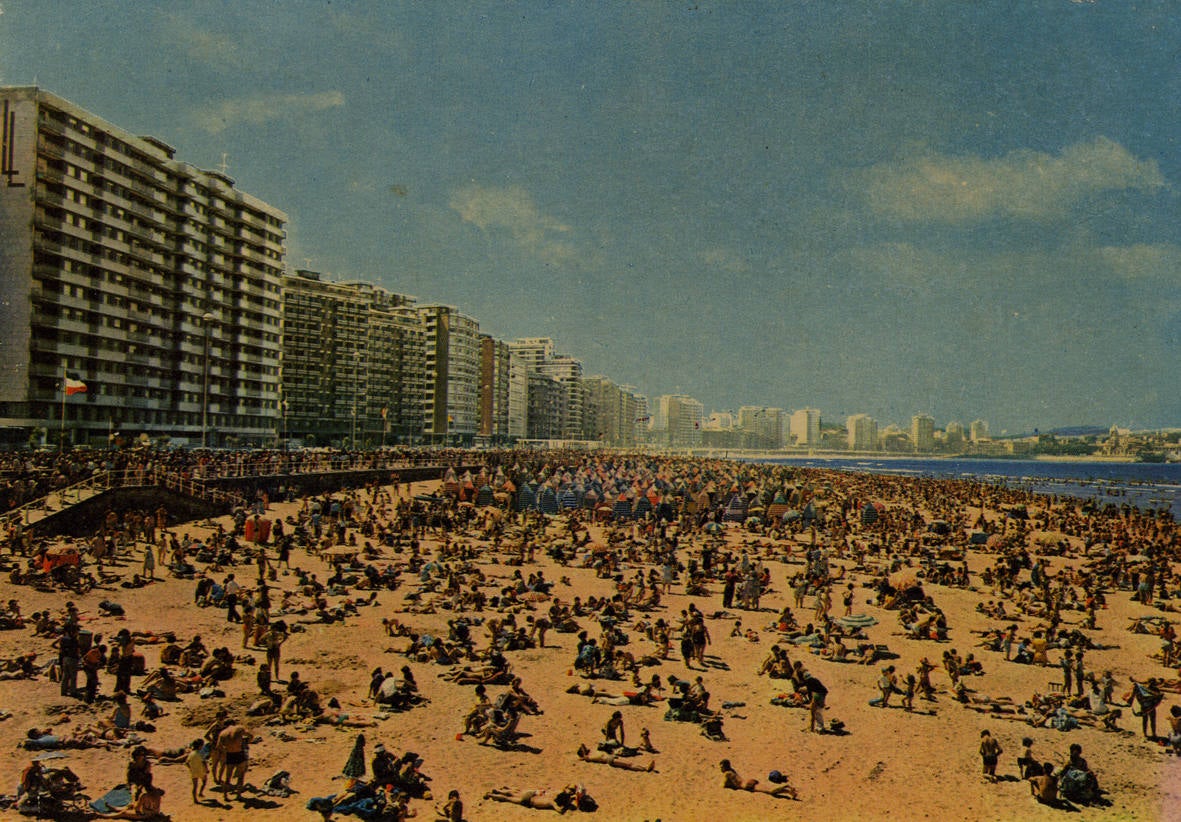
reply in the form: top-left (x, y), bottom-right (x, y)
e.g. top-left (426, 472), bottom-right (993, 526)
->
top-left (3, 1), bottom-right (1180, 433)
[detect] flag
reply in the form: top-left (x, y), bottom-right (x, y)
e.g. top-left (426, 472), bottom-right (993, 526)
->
top-left (380, 406), bottom-right (388, 419)
top-left (64, 377), bottom-right (87, 396)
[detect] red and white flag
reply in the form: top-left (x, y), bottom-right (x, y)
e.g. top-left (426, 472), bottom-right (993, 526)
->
top-left (64, 377), bottom-right (87, 396)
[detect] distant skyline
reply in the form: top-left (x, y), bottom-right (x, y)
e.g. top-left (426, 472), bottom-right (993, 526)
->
top-left (3, 2), bottom-right (1179, 432)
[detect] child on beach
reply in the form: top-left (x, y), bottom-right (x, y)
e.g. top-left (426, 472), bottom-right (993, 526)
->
top-left (901, 674), bottom-right (916, 711)
top-left (185, 738), bottom-right (207, 802)
top-left (1017, 737), bottom-right (1037, 779)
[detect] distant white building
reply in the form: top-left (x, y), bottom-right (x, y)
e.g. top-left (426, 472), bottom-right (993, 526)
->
top-left (847, 413), bottom-right (878, 451)
top-left (911, 414), bottom-right (935, 452)
top-left (791, 408), bottom-right (822, 446)
top-left (970, 419), bottom-right (990, 442)
top-left (945, 421), bottom-right (965, 446)
top-left (656, 394), bottom-right (703, 448)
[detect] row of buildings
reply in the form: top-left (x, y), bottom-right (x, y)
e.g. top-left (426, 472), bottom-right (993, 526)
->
top-left (0, 87), bottom-right (653, 449)
top-left (0, 87), bottom-right (1004, 453)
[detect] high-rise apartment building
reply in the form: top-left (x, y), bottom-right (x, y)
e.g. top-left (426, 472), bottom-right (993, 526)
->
top-left (911, 413), bottom-right (935, 452)
top-left (738, 406), bottom-right (784, 449)
top-left (478, 335), bottom-right (510, 443)
top-left (506, 350), bottom-right (529, 441)
top-left (945, 420), bottom-right (965, 447)
top-left (507, 338), bottom-right (554, 373)
top-left (280, 270), bottom-right (423, 446)
top-left (846, 413), bottom-right (878, 451)
top-left (526, 372), bottom-right (565, 440)
top-left (970, 419), bottom-right (989, 443)
top-left (657, 394), bottom-right (703, 449)
top-left (790, 408), bottom-right (821, 446)
top-left (0, 87), bottom-right (286, 447)
top-left (419, 305), bottom-right (480, 443)
top-left (582, 375), bottom-right (643, 447)
top-left (539, 354), bottom-right (584, 440)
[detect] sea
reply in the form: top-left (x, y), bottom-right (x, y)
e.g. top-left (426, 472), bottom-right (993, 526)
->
top-left (752, 456), bottom-right (1181, 519)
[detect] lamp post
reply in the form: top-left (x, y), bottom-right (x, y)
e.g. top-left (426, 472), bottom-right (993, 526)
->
top-left (201, 313), bottom-right (213, 449)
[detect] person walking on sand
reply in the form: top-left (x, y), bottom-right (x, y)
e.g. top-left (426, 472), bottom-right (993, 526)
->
top-left (979, 729), bottom-right (1002, 782)
top-left (263, 623), bottom-right (287, 679)
top-left (870, 665), bottom-right (898, 708)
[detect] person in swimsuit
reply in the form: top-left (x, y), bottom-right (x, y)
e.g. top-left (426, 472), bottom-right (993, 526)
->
top-left (576, 744), bottom-right (655, 772)
top-left (483, 784), bottom-right (585, 812)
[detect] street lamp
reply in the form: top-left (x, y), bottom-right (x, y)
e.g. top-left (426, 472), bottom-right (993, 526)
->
top-left (200, 313), bottom-right (214, 449)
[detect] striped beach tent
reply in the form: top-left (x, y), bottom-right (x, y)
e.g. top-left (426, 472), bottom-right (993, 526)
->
top-left (516, 484), bottom-right (536, 512)
top-left (723, 493), bottom-right (748, 523)
top-left (767, 492), bottom-right (790, 521)
top-left (860, 502), bottom-right (878, 526)
top-left (475, 484), bottom-right (495, 507)
top-left (537, 486), bottom-right (560, 515)
top-left (612, 493), bottom-right (633, 521)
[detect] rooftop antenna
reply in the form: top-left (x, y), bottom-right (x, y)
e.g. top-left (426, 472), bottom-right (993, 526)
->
top-left (217, 152), bottom-right (230, 175)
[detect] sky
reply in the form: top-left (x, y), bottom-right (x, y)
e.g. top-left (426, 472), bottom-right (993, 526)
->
top-left (2, 1), bottom-right (1180, 434)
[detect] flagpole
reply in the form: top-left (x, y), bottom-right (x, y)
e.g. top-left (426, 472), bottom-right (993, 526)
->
top-left (59, 364), bottom-right (67, 452)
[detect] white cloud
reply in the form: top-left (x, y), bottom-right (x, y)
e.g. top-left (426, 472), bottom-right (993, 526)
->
top-left (196, 91), bottom-right (345, 135)
top-left (450, 184), bottom-right (577, 266)
top-left (850, 137), bottom-right (1164, 222)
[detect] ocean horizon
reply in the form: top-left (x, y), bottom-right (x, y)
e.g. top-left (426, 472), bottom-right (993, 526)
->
top-left (751, 455), bottom-right (1181, 518)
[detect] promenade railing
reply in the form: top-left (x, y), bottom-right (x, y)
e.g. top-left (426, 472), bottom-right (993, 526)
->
top-left (2, 456), bottom-right (451, 527)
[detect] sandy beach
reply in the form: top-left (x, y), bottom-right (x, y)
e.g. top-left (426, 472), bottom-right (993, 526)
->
top-left (1, 459), bottom-right (1178, 822)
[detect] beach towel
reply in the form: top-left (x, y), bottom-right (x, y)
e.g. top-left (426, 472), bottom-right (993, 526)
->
top-left (89, 783), bottom-right (132, 814)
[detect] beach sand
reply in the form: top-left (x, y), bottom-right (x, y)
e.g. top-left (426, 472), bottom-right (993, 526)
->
top-left (0, 476), bottom-right (1178, 821)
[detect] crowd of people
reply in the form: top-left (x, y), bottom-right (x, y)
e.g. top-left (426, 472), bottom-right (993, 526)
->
top-left (0, 446), bottom-right (1178, 819)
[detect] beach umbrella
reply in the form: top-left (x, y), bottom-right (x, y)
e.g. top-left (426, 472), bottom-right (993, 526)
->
top-left (968, 532), bottom-right (990, 545)
top-left (704, 522), bottom-right (724, 535)
top-left (836, 614), bottom-right (878, 630)
top-left (781, 510), bottom-right (801, 522)
top-left (745, 516), bottom-right (762, 530)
